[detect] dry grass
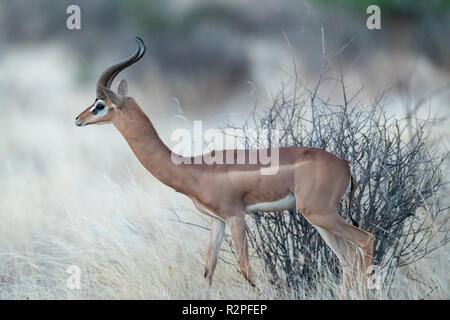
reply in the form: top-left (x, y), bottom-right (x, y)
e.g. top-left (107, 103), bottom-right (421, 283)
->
top-left (0, 44), bottom-right (448, 300)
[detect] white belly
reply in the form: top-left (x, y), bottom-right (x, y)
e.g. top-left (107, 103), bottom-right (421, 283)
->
top-left (245, 193), bottom-right (296, 213)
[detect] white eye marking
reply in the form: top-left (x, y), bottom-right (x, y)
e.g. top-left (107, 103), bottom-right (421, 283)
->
top-left (90, 100), bottom-right (108, 116)
top-left (90, 100), bottom-right (104, 112)
top-left (96, 106), bottom-right (108, 116)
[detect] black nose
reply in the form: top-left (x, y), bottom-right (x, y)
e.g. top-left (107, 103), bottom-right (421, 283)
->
top-left (76, 116), bottom-right (79, 120)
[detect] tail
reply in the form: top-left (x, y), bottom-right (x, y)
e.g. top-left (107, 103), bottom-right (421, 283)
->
top-left (348, 168), bottom-right (359, 227)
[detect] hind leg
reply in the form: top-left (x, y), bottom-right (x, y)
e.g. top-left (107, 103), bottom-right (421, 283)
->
top-left (307, 211), bottom-right (375, 295)
top-left (331, 218), bottom-right (375, 278)
top-left (315, 226), bottom-right (358, 298)
top-left (334, 221), bottom-right (375, 299)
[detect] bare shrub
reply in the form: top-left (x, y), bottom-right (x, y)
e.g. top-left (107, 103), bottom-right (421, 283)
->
top-left (224, 72), bottom-right (449, 297)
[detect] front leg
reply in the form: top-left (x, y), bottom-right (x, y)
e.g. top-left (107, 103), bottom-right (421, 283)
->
top-left (203, 218), bottom-right (225, 298)
top-left (227, 215), bottom-right (258, 289)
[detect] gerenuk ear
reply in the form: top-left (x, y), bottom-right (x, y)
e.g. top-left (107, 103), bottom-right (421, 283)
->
top-left (101, 86), bottom-right (124, 108)
top-left (117, 79), bottom-right (128, 96)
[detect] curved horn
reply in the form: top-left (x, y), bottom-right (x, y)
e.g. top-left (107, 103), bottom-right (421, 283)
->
top-left (96, 37), bottom-right (146, 99)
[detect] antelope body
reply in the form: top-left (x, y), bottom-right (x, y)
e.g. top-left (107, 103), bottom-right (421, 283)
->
top-left (75, 37), bottom-right (374, 298)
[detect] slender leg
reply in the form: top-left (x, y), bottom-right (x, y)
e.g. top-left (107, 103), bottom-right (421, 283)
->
top-left (315, 226), bottom-right (358, 299)
top-left (203, 218), bottom-right (225, 299)
top-left (309, 212), bottom-right (375, 298)
top-left (227, 215), bottom-right (258, 289)
top-left (332, 218), bottom-right (375, 276)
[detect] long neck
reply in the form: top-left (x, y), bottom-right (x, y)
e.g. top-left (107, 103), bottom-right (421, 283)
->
top-left (112, 103), bottom-right (197, 196)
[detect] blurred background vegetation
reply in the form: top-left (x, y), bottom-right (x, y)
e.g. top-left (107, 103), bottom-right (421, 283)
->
top-left (2, 0), bottom-right (448, 137)
top-left (1, 0), bottom-right (449, 106)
